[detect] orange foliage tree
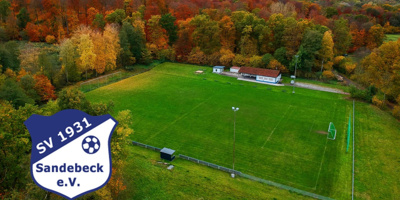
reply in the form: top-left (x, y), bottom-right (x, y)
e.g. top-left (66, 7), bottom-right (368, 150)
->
top-left (25, 22), bottom-right (50, 42)
top-left (33, 74), bottom-right (56, 101)
top-left (350, 27), bottom-right (366, 52)
top-left (108, 168), bottom-right (127, 197)
top-left (173, 4), bottom-right (195, 20)
top-left (144, 0), bottom-right (160, 20)
top-left (147, 15), bottom-right (168, 51)
top-left (219, 16), bottom-right (236, 52)
top-left (175, 18), bottom-right (194, 61)
top-left (25, 22), bottom-right (40, 41)
top-left (16, 68), bottom-right (28, 81)
top-left (87, 7), bottom-right (99, 25)
top-left (6, 12), bottom-right (18, 40)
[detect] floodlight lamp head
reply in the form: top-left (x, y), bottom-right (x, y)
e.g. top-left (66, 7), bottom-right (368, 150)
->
top-left (232, 107), bottom-right (235, 110)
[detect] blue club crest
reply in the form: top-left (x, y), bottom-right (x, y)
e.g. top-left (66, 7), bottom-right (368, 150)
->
top-left (24, 109), bottom-right (118, 199)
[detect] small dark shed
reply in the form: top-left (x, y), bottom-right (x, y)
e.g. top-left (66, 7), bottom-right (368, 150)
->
top-left (160, 147), bottom-right (175, 161)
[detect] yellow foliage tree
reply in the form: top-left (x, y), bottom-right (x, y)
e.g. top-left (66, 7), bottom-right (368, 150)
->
top-left (268, 59), bottom-right (288, 73)
top-left (187, 47), bottom-right (207, 65)
top-left (4, 68), bottom-right (16, 78)
top-left (76, 33), bottom-right (96, 79)
top-left (249, 55), bottom-right (263, 68)
top-left (360, 40), bottom-right (400, 99)
top-left (383, 21), bottom-right (398, 34)
top-left (131, 17), bottom-right (146, 40)
top-left (93, 110), bottom-right (133, 199)
top-left (94, 186), bottom-right (112, 200)
top-left (232, 54), bottom-right (249, 67)
top-left (333, 56), bottom-right (345, 65)
top-left (103, 24), bottom-right (120, 72)
top-left (45, 35), bottom-right (56, 44)
top-left (392, 106), bottom-right (400, 119)
top-left (219, 49), bottom-right (235, 66)
top-left (239, 26), bottom-right (258, 56)
top-left (366, 24), bottom-right (385, 50)
top-left (372, 95), bottom-right (385, 108)
top-left (282, 18), bottom-right (306, 58)
top-left (91, 31), bottom-right (106, 75)
top-left (345, 63), bottom-right (356, 75)
top-left (322, 70), bottom-right (335, 80)
top-left (109, 110), bottom-right (133, 198)
top-left (319, 31), bottom-right (334, 70)
top-left (206, 51), bottom-right (221, 66)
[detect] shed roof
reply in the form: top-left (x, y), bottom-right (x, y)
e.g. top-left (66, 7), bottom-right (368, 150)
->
top-left (213, 66), bottom-right (225, 69)
top-left (231, 66), bottom-right (240, 70)
top-left (239, 67), bottom-right (280, 78)
top-left (160, 147), bottom-right (175, 155)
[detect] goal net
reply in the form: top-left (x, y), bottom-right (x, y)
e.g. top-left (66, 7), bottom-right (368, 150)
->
top-left (327, 122), bottom-right (336, 140)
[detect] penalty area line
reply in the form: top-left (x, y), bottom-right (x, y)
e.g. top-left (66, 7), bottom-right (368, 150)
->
top-left (145, 95), bottom-right (214, 142)
top-left (262, 105), bottom-right (293, 148)
top-left (314, 138), bottom-right (328, 189)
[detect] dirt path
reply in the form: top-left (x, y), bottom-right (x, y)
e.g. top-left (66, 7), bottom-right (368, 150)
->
top-left (337, 72), bottom-right (364, 89)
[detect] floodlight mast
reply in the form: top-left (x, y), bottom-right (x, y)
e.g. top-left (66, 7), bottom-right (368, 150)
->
top-left (293, 55), bottom-right (299, 94)
top-left (231, 107), bottom-right (239, 178)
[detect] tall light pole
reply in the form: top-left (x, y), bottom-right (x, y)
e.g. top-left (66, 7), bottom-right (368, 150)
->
top-left (231, 107), bottom-right (239, 178)
top-left (293, 55), bottom-right (299, 94)
top-left (320, 58), bottom-right (324, 73)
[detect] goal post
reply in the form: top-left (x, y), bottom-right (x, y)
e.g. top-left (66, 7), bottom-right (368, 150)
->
top-left (327, 122), bottom-right (336, 140)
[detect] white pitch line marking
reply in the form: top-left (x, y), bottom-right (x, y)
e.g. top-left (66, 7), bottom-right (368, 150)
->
top-left (262, 105), bottom-right (293, 148)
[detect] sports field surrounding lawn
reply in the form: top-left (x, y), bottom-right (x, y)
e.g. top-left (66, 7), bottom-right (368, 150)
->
top-left (119, 145), bottom-right (314, 200)
top-left (384, 34), bottom-right (400, 42)
top-left (353, 102), bottom-right (400, 199)
top-left (87, 62), bottom-right (353, 198)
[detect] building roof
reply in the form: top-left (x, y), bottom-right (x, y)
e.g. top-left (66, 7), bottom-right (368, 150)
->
top-left (213, 66), bottom-right (225, 69)
top-left (161, 147), bottom-right (175, 155)
top-left (231, 66), bottom-right (240, 70)
top-left (239, 67), bottom-right (280, 78)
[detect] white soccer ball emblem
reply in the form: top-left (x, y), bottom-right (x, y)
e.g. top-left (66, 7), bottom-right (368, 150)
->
top-left (82, 136), bottom-right (100, 154)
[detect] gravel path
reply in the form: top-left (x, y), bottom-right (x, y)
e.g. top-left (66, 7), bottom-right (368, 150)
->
top-left (287, 82), bottom-right (349, 95)
top-left (220, 72), bottom-right (348, 94)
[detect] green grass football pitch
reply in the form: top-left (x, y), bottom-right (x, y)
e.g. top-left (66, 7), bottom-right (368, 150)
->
top-left (87, 62), bottom-right (353, 198)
